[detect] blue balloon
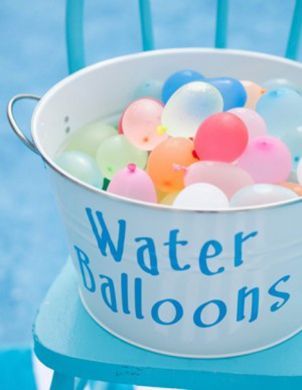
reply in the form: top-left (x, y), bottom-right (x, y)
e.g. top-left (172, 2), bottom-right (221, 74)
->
top-left (161, 69), bottom-right (204, 103)
top-left (208, 77), bottom-right (247, 110)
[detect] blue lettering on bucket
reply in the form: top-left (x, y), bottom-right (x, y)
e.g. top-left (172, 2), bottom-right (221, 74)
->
top-left (199, 240), bottom-right (224, 276)
top-left (164, 229), bottom-right (190, 271)
top-left (237, 286), bottom-right (260, 323)
top-left (74, 245), bottom-right (96, 292)
top-left (234, 231), bottom-right (258, 267)
top-left (99, 274), bottom-right (118, 313)
top-left (134, 276), bottom-right (144, 319)
top-left (86, 208), bottom-right (125, 262)
top-left (135, 237), bottom-right (159, 276)
top-left (74, 208), bottom-right (292, 330)
top-left (193, 299), bottom-right (227, 328)
top-left (121, 273), bottom-right (131, 314)
top-left (268, 275), bottom-right (291, 312)
top-left (151, 299), bottom-right (184, 325)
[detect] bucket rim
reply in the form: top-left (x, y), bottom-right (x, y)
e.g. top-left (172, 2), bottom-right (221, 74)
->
top-left (32, 47), bottom-right (302, 214)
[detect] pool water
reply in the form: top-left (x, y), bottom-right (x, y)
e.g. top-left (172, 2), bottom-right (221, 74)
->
top-left (0, 0), bottom-right (300, 348)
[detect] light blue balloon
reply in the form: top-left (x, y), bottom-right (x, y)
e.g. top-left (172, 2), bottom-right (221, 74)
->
top-left (256, 87), bottom-right (302, 136)
top-left (281, 126), bottom-right (302, 168)
top-left (133, 80), bottom-right (163, 101)
top-left (263, 78), bottom-right (301, 94)
top-left (55, 151), bottom-right (102, 187)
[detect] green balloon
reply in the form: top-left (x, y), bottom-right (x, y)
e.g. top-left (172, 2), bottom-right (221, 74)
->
top-left (66, 121), bottom-right (116, 158)
top-left (55, 151), bottom-right (102, 187)
top-left (96, 135), bottom-right (148, 179)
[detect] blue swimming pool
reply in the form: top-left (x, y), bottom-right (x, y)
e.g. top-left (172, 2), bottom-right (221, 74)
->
top-left (0, 0), bottom-right (300, 348)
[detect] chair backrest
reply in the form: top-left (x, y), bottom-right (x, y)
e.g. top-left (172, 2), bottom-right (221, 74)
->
top-left (66, 0), bottom-right (302, 74)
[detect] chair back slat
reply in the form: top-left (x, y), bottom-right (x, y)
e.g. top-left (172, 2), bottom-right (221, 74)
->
top-left (65, 0), bottom-right (302, 75)
top-left (138, 0), bottom-right (154, 51)
top-left (66, 0), bottom-right (85, 73)
top-left (215, 0), bottom-right (228, 48)
top-left (286, 0), bottom-right (302, 59)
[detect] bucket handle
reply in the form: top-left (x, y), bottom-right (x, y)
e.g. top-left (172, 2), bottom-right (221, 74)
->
top-left (7, 94), bottom-right (41, 155)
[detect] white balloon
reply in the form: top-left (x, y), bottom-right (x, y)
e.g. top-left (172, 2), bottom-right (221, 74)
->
top-left (230, 184), bottom-right (297, 207)
top-left (173, 183), bottom-right (229, 210)
top-left (162, 81), bottom-right (223, 138)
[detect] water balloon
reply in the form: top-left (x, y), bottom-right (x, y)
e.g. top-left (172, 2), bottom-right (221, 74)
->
top-left (133, 80), bottom-right (163, 101)
top-left (237, 136), bottom-right (292, 183)
top-left (230, 184), bottom-right (297, 207)
top-left (185, 161), bottom-right (254, 198)
top-left (66, 122), bottom-right (116, 157)
top-left (280, 125), bottom-right (302, 168)
top-left (162, 69), bottom-right (204, 103)
top-left (162, 81), bottom-right (223, 138)
top-left (240, 80), bottom-right (265, 109)
top-left (173, 183), bottom-right (229, 210)
top-left (208, 77), bottom-right (247, 110)
top-left (55, 151), bottom-right (102, 187)
top-left (122, 98), bottom-right (167, 150)
top-left (108, 163), bottom-right (157, 203)
top-left (147, 137), bottom-right (198, 192)
top-left (262, 78), bottom-right (301, 94)
top-left (256, 87), bottom-right (302, 135)
top-left (280, 181), bottom-right (302, 196)
top-left (194, 112), bottom-right (248, 162)
top-left (96, 135), bottom-right (147, 179)
top-left (229, 107), bottom-right (267, 140)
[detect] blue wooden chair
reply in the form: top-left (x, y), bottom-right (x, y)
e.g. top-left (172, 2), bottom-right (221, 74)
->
top-left (33, 1), bottom-right (302, 389)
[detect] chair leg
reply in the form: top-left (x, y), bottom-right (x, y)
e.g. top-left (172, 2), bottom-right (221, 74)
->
top-left (50, 370), bottom-right (75, 389)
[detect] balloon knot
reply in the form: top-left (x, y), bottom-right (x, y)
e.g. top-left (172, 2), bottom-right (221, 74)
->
top-left (156, 125), bottom-right (167, 136)
top-left (127, 163), bottom-right (137, 173)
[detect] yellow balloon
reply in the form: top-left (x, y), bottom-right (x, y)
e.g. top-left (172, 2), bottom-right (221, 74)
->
top-left (160, 192), bottom-right (179, 205)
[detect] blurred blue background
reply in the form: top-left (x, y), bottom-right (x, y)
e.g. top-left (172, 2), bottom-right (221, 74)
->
top-left (0, 0), bottom-right (301, 350)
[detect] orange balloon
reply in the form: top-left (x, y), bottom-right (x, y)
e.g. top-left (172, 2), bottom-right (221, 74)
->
top-left (147, 137), bottom-right (198, 192)
top-left (280, 181), bottom-right (302, 196)
top-left (241, 80), bottom-right (266, 109)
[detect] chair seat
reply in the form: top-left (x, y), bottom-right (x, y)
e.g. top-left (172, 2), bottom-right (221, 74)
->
top-left (34, 259), bottom-right (302, 389)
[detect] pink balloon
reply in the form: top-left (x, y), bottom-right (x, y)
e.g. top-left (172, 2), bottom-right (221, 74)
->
top-left (108, 163), bottom-right (157, 203)
top-left (122, 98), bottom-right (168, 151)
top-left (184, 161), bottom-right (254, 198)
top-left (229, 108), bottom-right (267, 140)
top-left (237, 136), bottom-right (292, 183)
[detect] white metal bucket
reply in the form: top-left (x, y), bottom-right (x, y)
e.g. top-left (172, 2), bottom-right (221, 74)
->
top-left (8, 48), bottom-right (302, 358)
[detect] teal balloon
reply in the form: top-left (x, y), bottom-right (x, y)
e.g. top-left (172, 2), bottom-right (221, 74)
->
top-left (133, 80), bottom-right (163, 101)
top-left (55, 151), bottom-right (102, 187)
top-left (256, 88), bottom-right (302, 135)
